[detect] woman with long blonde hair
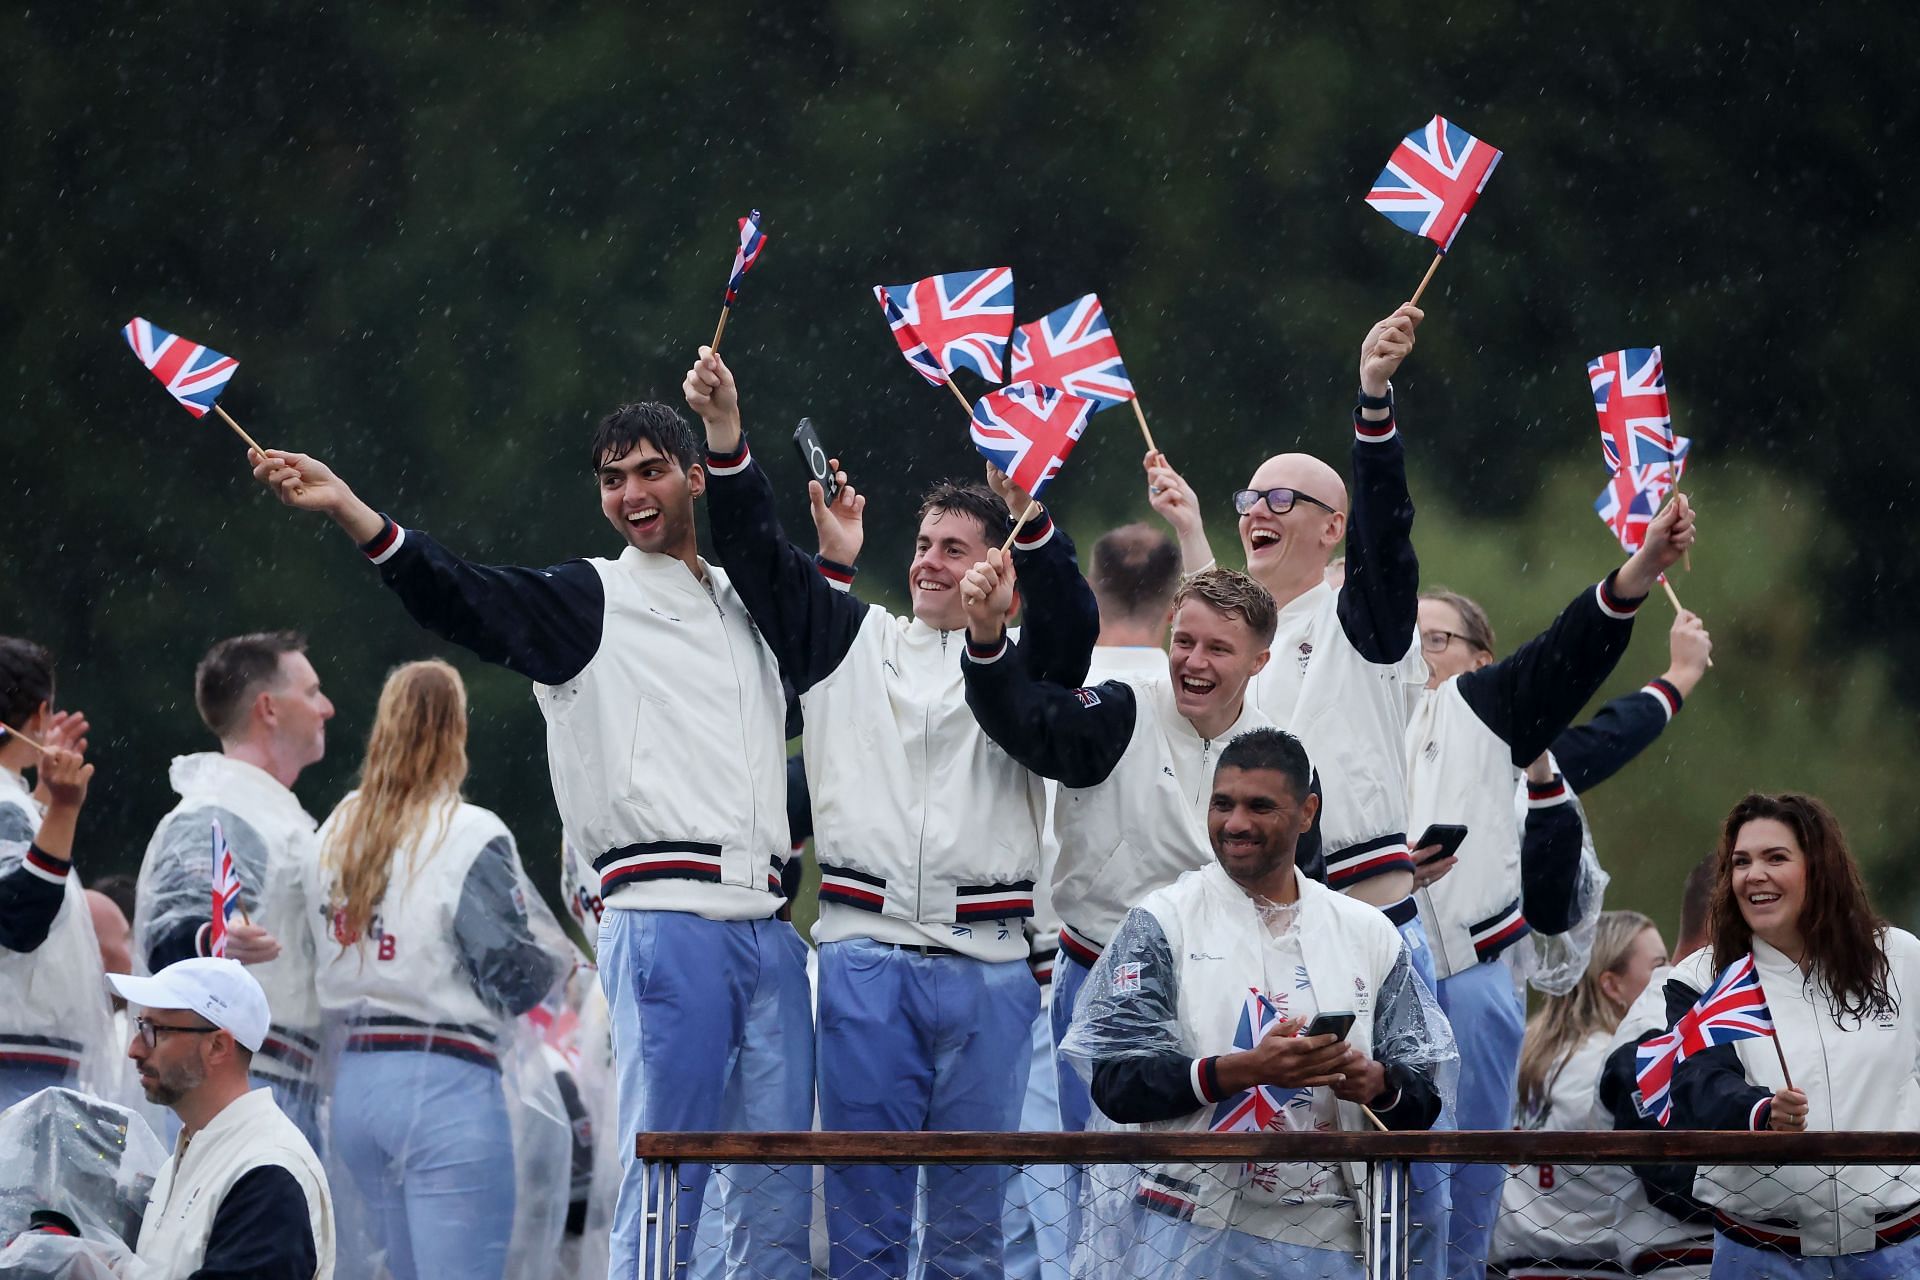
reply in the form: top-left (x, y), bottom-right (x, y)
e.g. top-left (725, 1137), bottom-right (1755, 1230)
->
top-left (1492, 909), bottom-right (1673, 1278)
top-left (313, 660), bottom-right (567, 1280)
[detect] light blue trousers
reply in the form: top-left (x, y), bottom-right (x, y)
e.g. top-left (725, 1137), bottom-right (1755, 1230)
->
top-left (1437, 956), bottom-right (1525, 1280)
top-left (1004, 993), bottom-right (1071, 1280)
top-left (1398, 912), bottom-right (1452, 1280)
top-left (600, 910), bottom-right (815, 1280)
top-left (817, 938), bottom-right (1039, 1280)
top-left (331, 1050), bottom-right (514, 1280)
top-left (1711, 1233), bottom-right (1920, 1279)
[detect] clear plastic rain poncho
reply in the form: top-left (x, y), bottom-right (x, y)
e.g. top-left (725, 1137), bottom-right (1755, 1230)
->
top-left (550, 832), bottom-right (622, 1280)
top-left (0, 1088), bottom-right (167, 1258)
top-left (1057, 880), bottom-right (1458, 1280)
top-left (307, 796), bottom-right (577, 1280)
top-left (0, 840), bottom-right (124, 1109)
top-left (1509, 766), bottom-right (1611, 998)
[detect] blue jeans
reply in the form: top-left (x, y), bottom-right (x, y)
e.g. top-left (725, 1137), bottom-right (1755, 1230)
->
top-left (331, 1051), bottom-right (515, 1280)
top-left (1050, 951), bottom-right (1094, 1133)
top-left (1397, 913), bottom-right (1451, 1280)
top-left (600, 910), bottom-right (814, 1280)
top-left (1437, 957), bottom-right (1524, 1280)
top-left (1710, 1233), bottom-right (1920, 1279)
top-left (817, 938), bottom-right (1039, 1280)
top-left (1005, 995), bottom-right (1071, 1280)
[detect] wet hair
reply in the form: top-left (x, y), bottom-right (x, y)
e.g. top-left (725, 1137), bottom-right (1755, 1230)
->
top-left (590, 402), bottom-right (699, 474)
top-left (1709, 792), bottom-right (1895, 1024)
top-left (1420, 588), bottom-right (1496, 653)
top-left (195, 631), bottom-right (307, 740)
top-left (0, 637), bottom-right (54, 732)
top-left (1090, 524), bottom-right (1182, 624)
top-left (1516, 910), bottom-right (1656, 1118)
top-left (1174, 569), bottom-right (1279, 647)
top-left (916, 481), bottom-right (1012, 547)
top-left (1214, 728), bottom-right (1312, 803)
top-left (1677, 852), bottom-right (1716, 956)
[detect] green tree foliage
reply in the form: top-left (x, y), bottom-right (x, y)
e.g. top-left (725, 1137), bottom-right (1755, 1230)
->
top-left (3, 3), bottom-right (1913, 925)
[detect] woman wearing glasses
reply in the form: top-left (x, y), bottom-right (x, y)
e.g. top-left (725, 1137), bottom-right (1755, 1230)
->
top-left (313, 660), bottom-right (570, 1280)
top-left (1669, 793), bottom-right (1920, 1277)
top-left (1403, 494), bottom-right (1697, 1276)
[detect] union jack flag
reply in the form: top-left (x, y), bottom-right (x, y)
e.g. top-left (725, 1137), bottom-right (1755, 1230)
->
top-left (873, 267), bottom-right (1015, 384)
top-left (1366, 115), bottom-right (1503, 253)
top-left (1594, 464), bottom-right (1679, 554)
top-left (970, 381), bottom-right (1096, 499)
top-left (209, 819), bottom-right (245, 959)
top-left (1634, 953), bottom-right (1775, 1125)
top-left (1209, 989), bottom-right (1301, 1133)
top-left (1589, 346), bottom-right (1690, 473)
top-left (123, 318), bottom-right (239, 419)
top-left (724, 210), bottom-right (768, 306)
top-left (1008, 294), bottom-right (1136, 412)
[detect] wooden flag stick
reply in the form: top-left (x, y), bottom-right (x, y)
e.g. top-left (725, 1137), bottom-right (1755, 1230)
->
top-left (711, 305), bottom-right (731, 353)
top-left (945, 377), bottom-right (974, 418)
top-left (1771, 1033), bottom-right (1795, 1092)
top-left (0, 722), bottom-right (47, 754)
top-left (213, 405), bottom-right (268, 457)
top-left (1408, 251), bottom-right (1446, 307)
top-left (999, 501), bottom-right (1040, 554)
top-left (1659, 577), bottom-right (1685, 613)
top-left (1360, 1103), bottom-right (1389, 1133)
top-left (1131, 399), bottom-right (1158, 454)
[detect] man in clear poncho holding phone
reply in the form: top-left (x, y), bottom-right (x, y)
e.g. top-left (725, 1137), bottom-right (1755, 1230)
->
top-left (1061, 728), bottom-right (1456, 1280)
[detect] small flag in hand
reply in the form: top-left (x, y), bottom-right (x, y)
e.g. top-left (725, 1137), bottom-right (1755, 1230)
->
top-left (123, 318), bottom-right (239, 419)
top-left (1208, 989), bottom-right (1300, 1133)
top-left (1008, 294), bottom-right (1136, 413)
top-left (1634, 953), bottom-right (1776, 1125)
top-left (1589, 346), bottom-right (1691, 473)
top-left (873, 268), bottom-right (1016, 384)
top-left (1366, 116), bottom-right (1503, 253)
top-left (724, 210), bottom-right (768, 306)
top-left (1594, 464), bottom-right (1680, 555)
top-left (209, 818), bottom-right (244, 959)
top-left (970, 381), bottom-right (1096, 499)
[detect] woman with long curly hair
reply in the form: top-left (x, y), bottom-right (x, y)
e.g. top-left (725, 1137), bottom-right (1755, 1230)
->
top-left (1669, 792), bottom-right (1920, 1277)
top-left (313, 660), bottom-right (568, 1280)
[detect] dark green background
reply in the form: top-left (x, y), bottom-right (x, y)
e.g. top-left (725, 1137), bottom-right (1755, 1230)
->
top-left (5, 3), bottom-right (1914, 941)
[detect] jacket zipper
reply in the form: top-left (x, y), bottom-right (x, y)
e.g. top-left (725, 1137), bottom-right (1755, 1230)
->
top-left (704, 574), bottom-right (758, 886)
top-left (914, 632), bottom-right (946, 921)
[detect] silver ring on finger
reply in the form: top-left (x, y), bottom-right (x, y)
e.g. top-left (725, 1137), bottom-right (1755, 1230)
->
top-left (1150, 485), bottom-right (1164, 495)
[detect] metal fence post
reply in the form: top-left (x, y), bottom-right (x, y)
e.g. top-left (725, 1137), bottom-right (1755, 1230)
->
top-left (1365, 1155), bottom-right (1410, 1280)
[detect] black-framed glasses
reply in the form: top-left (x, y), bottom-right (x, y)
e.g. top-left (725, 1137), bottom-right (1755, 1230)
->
top-left (1232, 487), bottom-right (1337, 518)
top-left (1420, 629), bottom-right (1487, 655)
top-left (135, 1016), bottom-right (218, 1051)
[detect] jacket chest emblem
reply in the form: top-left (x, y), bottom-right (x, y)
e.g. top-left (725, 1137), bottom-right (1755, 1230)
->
top-left (1296, 641), bottom-right (1313, 676)
top-left (1423, 739), bottom-right (1439, 762)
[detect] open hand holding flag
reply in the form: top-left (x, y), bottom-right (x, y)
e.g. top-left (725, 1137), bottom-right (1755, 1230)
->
top-left (1365, 115), bottom-right (1503, 304)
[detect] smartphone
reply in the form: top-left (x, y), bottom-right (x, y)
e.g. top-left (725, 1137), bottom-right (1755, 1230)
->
top-left (1413, 823), bottom-right (1469, 865)
top-left (792, 418), bottom-right (839, 506)
top-left (1304, 1011), bottom-right (1356, 1041)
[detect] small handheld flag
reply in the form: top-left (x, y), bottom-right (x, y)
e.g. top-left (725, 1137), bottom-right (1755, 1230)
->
top-left (1366, 115), bottom-right (1503, 304)
top-left (1594, 465), bottom-right (1678, 555)
top-left (122, 317), bottom-right (270, 458)
top-left (1011, 294), bottom-right (1159, 452)
top-left (970, 381), bottom-right (1096, 502)
top-left (1208, 989), bottom-right (1301, 1133)
top-left (1634, 953), bottom-right (1778, 1125)
top-left (1589, 347), bottom-right (1690, 473)
top-left (209, 819), bottom-right (245, 959)
top-left (712, 210), bottom-right (768, 351)
top-left (874, 268), bottom-right (1016, 413)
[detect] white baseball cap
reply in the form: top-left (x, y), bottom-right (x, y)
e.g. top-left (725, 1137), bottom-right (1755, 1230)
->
top-left (109, 958), bottom-right (271, 1053)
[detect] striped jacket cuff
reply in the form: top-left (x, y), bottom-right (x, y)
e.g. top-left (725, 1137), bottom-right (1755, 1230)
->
top-left (1750, 1097), bottom-right (1773, 1131)
top-left (1191, 1056), bottom-right (1226, 1105)
top-left (1353, 406), bottom-right (1398, 444)
top-left (1526, 774), bottom-right (1571, 808)
top-left (815, 555), bottom-right (856, 592)
top-left (705, 439), bottom-right (752, 476)
top-left (1595, 572), bottom-right (1644, 620)
top-left (1011, 508), bottom-right (1055, 550)
top-left (22, 845), bottom-right (69, 884)
top-left (966, 634), bottom-right (1010, 665)
top-left (360, 517), bottom-right (407, 565)
top-left (1644, 677), bottom-right (1684, 721)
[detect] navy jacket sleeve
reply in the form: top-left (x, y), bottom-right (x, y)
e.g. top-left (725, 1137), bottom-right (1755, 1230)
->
top-left (1338, 406), bottom-right (1421, 664)
top-left (1552, 679), bottom-right (1684, 794)
top-left (453, 836), bottom-right (566, 1019)
top-left (360, 517), bottom-right (605, 687)
top-left (785, 751), bottom-right (813, 846)
top-left (189, 1165), bottom-right (318, 1280)
top-left (701, 438), bottom-right (868, 692)
top-left (961, 638), bottom-right (1138, 788)
top-left (1087, 913), bottom-right (1199, 1124)
top-left (1601, 1021), bottom-right (1715, 1224)
top-left (1002, 511), bottom-right (1100, 689)
top-left (1455, 573), bottom-right (1646, 768)
top-left (0, 847), bottom-right (69, 953)
top-left (1666, 975), bottom-right (1775, 1131)
top-left (1518, 775), bottom-right (1586, 936)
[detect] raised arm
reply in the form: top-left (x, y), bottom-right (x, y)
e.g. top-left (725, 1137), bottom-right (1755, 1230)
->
top-left (1337, 305), bottom-right (1423, 664)
top-left (983, 466), bottom-right (1100, 689)
top-left (253, 450), bottom-right (604, 686)
top-left (1517, 761), bottom-right (1586, 935)
top-left (958, 551), bottom-right (1137, 787)
top-left (0, 748), bottom-right (90, 953)
top-left (1457, 495), bottom-right (1698, 766)
top-left (686, 348), bottom-right (867, 692)
top-left (1552, 610), bottom-right (1710, 793)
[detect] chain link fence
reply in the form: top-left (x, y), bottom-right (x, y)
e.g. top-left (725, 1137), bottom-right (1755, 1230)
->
top-left (628, 1131), bottom-right (1920, 1279)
